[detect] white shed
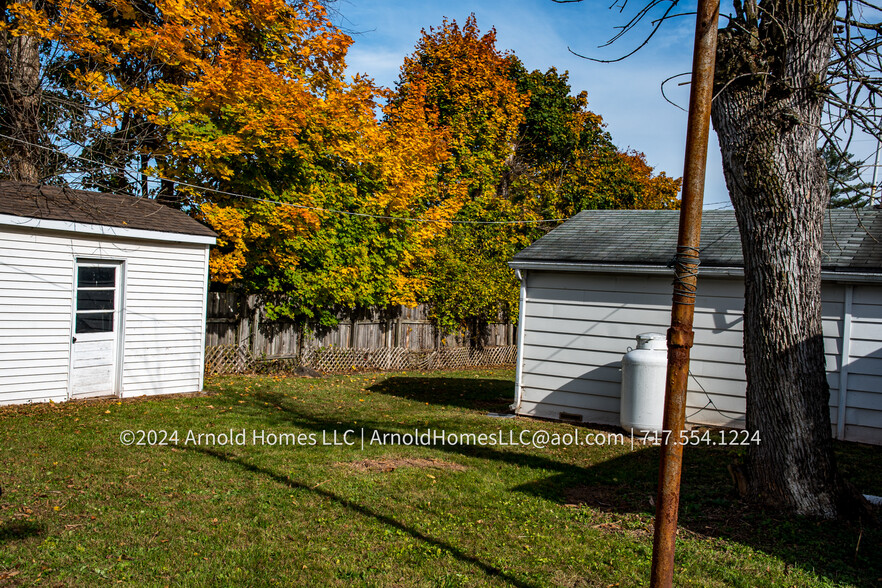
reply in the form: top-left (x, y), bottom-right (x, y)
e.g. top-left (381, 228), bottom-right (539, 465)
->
top-left (0, 181), bottom-right (216, 404)
top-left (510, 210), bottom-right (882, 445)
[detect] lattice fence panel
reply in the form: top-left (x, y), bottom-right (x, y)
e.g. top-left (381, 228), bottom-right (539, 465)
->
top-left (204, 344), bottom-right (253, 375)
top-left (204, 344), bottom-right (517, 375)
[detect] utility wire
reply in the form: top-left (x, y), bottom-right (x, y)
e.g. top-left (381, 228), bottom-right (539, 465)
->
top-left (685, 369), bottom-right (747, 421)
top-left (0, 132), bottom-right (568, 226)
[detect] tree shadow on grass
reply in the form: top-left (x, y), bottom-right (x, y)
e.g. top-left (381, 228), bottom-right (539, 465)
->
top-left (189, 446), bottom-right (538, 588)
top-left (513, 444), bottom-right (882, 588)
top-left (0, 520), bottom-right (45, 545)
top-left (367, 376), bottom-right (514, 412)
top-left (221, 382), bottom-right (882, 587)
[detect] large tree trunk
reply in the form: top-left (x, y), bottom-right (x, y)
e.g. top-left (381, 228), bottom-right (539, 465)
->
top-left (0, 1), bottom-right (42, 183)
top-left (711, 1), bottom-right (849, 517)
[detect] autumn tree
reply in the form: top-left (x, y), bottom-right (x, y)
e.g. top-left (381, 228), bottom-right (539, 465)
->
top-left (3, 0), bottom-right (456, 322)
top-left (2, 0), bottom-right (357, 193)
top-left (391, 16), bottom-right (529, 209)
top-left (2, 0), bottom-right (176, 191)
top-left (506, 63), bottom-right (680, 218)
top-left (387, 16), bottom-right (533, 329)
top-left (166, 3), bottom-right (451, 321)
top-left (390, 15), bottom-right (680, 331)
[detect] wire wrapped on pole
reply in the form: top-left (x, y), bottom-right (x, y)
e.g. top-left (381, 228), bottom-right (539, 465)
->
top-left (672, 245), bottom-right (701, 306)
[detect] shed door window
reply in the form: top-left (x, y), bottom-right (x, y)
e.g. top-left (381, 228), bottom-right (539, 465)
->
top-left (75, 266), bottom-right (116, 334)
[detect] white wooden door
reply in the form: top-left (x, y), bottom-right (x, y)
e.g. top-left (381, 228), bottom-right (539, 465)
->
top-left (70, 262), bottom-right (122, 398)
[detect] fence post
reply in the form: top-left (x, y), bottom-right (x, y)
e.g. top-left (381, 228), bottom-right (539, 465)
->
top-left (234, 294), bottom-right (248, 351)
top-left (297, 323), bottom-right (305, 367)
top-left (384, 314), bottom-right (393, 369)
top-left (349, 316), bottom-right (358, 349)
top-left (249, 295), bottom-right (260, 357)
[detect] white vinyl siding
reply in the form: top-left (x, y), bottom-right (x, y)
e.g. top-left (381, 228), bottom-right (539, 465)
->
top-left (517, 270), bottom-right (882, 445)
top-left (0, 225), bottom-right (210, 404)
top-left (0, 230), bottom-right (75, 403)
top-left (843, 285), bottom-right (882, 443)
top-left (119, 241), bottom-right (207, 397)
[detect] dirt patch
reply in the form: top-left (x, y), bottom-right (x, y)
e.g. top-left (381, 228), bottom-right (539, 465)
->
top-left (562, 485), bottom-right (648, 512)
top-left (340, 458), bottom-right (466, 473)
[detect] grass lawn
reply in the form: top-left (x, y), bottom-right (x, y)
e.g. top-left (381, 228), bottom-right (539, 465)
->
top-left (1, 368), bottom-right (880, 587)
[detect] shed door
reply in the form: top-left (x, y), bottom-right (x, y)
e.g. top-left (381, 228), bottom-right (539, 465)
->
top-left (70, 262), bottom-right (122, 398)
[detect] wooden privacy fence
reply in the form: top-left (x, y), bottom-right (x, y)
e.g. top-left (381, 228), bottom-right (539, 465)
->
top-left (204, 293), bottom-right (517, 375)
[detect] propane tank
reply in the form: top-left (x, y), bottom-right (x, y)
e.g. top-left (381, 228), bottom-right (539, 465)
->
top-left (620, 333), bottom-right (667, 433)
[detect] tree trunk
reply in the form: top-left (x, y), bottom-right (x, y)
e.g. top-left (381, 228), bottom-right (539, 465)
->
top-left (140, 153), bottom-right (150, 197)
top-left (711, 2), bottom-right (849, 517)
top-left (0, 1), bottom-right (42, 183)
top-left (155, 154), bottom-right (179, 206)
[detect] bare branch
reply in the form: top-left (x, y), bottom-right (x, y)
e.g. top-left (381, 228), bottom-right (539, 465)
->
top-left (563, 0), bottom-right (682, 63)
top-left (557, 0), bottom-right (881, 198)
top-left (660, 72), bottom-right (691, 111)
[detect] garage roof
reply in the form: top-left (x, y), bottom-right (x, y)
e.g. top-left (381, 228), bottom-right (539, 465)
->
top-left (511, 209), bottom-right (882, 275)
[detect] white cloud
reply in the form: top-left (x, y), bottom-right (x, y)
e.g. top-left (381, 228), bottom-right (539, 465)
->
top-left (345, 48), bottom-right (405, 85)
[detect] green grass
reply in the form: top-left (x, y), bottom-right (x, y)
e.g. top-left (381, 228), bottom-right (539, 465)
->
top-left (1, 368), bottom-right (880, 586)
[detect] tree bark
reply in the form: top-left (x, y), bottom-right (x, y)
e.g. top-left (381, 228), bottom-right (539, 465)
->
top-left (711, 1), bottom-right (849, 517)
top-left (0, 1), bottom-right (42, 183)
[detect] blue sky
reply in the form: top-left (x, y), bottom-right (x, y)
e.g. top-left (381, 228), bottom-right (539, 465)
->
top-left (332, 0), bottom-right (733, 209)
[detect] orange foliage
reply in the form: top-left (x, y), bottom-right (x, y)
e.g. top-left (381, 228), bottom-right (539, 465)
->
top-left (5, 6), bottom-right (681, 324)
top-left (618, 151), bottom-right (682, 209)
top-left (393, 15), bottom-right (529, 204)
top-left (9, 0), bottom-right (357, 178)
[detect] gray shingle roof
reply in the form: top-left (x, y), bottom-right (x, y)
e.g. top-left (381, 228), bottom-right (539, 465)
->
top-left (0, 181), bottom-right (216, 238)
top-left (512, 209), bottom-right (882, 273)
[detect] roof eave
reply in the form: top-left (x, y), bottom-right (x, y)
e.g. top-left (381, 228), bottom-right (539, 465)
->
top-left (508, 259), bottom-right (882, 283)
top-left (0, 213), bottom-right (217, 245)
top-left (820, 270), bottom-right (882, 283)
top-left (508, 260), bottom-right (710, 275)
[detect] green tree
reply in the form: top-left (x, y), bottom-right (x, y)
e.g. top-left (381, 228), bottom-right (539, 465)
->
top-left (822, 144), bottom-right (871, 208)
top-left (507, 63), bottom-right (680, 218)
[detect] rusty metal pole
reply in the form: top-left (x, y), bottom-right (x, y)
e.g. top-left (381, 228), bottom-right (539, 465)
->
top-left (649, 1), bottom-right (719, 587)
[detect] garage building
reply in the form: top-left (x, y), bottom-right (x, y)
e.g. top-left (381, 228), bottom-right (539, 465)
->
top-left (509, 210), bottom-right (882, 445)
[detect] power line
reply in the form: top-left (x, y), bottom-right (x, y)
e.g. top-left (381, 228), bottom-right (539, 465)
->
top-left (0, 132), bottom-right (568, 226)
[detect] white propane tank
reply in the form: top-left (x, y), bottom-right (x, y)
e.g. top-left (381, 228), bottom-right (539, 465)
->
top-left (620, 333), bottom-right (668, 433)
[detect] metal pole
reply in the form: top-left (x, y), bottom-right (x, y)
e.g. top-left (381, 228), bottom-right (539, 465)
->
top-left (649, 1), bottom-right (719, 587)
